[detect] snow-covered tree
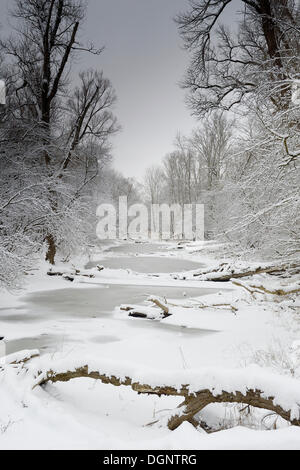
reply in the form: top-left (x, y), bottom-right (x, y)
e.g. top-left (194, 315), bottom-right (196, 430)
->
top-left (0, 1), bottom-right (119, 288)
top-left (175, 0), bottom-right (300, 258)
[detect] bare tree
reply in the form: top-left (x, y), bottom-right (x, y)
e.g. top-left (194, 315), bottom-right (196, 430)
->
top-left (175, 1), bottom-right (300, 256)
top-left (0, 1), bottom-right (119, 266)
top-left (176, 0), bottom-right (300, 115)
top-left (4, 0), bottom-right (101, 133)
top-left (144, 165), bottom-right (165, 205)
top-left (2, 1), bottom-right (100, 264)
top-left (0, 1), bottom-right (119, 281)
top-left (190, 112), bottom-right (233, 191)
top-left (61, 70), bottom-right (119, 175)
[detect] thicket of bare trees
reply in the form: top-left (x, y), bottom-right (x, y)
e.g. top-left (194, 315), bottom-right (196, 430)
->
top-left (0, 0), bottom-right (119, 288)
top-left (176, 0), bottom-right (300, 115)
top-left (144, 112), bottom-right (233, 238)
top-left (1, 0), bottom-right (299, 289)
top-left (143, 0), bottom-right (299, 259)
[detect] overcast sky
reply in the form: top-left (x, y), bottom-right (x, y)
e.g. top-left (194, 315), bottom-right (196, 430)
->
top-left (0, 0), bottom-right (240, 180)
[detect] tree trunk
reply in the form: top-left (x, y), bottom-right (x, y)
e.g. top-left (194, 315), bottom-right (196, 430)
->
top-left (45, 234), bottom-right (56, 265)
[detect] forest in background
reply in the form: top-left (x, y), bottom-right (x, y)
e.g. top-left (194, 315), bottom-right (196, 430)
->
top-left (144, 0), bottom-right (300, 262)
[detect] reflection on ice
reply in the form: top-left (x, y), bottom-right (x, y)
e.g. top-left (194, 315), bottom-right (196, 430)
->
top-left (85, 256), bottom-right (203, 273)
top-left (21, 285), bottom-right (216, 319)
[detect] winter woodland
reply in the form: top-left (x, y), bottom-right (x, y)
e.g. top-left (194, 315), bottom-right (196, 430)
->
top-left (0, 0), bottom-right (300, 451)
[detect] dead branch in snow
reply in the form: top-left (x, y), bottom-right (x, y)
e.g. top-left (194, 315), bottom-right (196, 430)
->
top-left (47, 269), bottom-right (95, 281)
top-left (120, 304), bottom-right (169, 320)
top-left (128, 311), bottom-right (152, 319)
top-left (121, 296), bottom-right (237, 320)
top-left (192, 263), bottom-right (300, 282)
top-left (148, 297), bottom-right (170, 315)
top-left (167, 388), bottom-right (300, 431)
top-left (34, 365), bottom-right (300, 431)
top-left (232, 280), bottom-right (300, 297)
top-left (1, 350), bottom-right (40, 367)
top-left (120, 297), bottom-right (171, 320)
top-left (168, 301), bottom-right (238, 314)
top-left (120, 305), bottom-right (135, 312)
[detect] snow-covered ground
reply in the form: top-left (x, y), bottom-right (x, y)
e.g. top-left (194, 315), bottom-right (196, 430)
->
top-left (0, 241), bottom-right (300, 449)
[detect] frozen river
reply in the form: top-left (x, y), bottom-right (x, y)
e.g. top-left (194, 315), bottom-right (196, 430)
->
top-left (2, 243), bottom-right (219, 365)
top-left (85, 256), bottom-right (203, 273)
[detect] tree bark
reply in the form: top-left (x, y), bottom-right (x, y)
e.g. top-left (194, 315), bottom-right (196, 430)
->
top-left (34, 365), bottom-right (300, 431)
top-left (167, 388), bottom-right (300, 431)
top-left (45, 234), bottom-right (56, 266)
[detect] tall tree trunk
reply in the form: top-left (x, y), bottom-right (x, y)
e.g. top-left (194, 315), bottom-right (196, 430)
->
top-left (45, 234), bottom-right (56, 265)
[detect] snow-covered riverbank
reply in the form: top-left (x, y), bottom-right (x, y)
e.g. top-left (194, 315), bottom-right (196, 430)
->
top-left (0, 241), bottom-right (300, 449)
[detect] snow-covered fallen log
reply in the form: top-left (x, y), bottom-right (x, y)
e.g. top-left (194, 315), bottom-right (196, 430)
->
top-left (32, 358), bottom-right (300, 431)
top-left (190, 262), bottom-right (299, 282)
top-left (168, 299), bottom-right (238, 314)
top-left (120, 294), bottom-right (237, 322)
top-left (47, 267), bottom-right (95, 282)
top-left (120, 296), bottom-right (171, 320)
top-left (148, 296), bottom-right (170, 315)
top-left (232, 279), bottom-right (300, 296)
top-left (120, 305), bottom-right (166, 320)
top-left (1, 349), bottom-right (40, 366)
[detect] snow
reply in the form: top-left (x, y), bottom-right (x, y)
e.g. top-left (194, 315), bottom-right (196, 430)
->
top-left (1, 349), bottom-right (39, 365)
top-left (1, 360), bottom-right (300, 450)
top-left (0, 241), bottom-right (300, 449)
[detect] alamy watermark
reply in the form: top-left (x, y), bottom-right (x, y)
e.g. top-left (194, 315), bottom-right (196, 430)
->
top-left (96, 196), bottom-right (204, 241)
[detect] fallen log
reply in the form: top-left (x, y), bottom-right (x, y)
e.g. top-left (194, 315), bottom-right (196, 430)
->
top-left (47, 269), bottom-right (95, 281)
top-left (121, 295), bottom-right (238, 321)
top-left (192, 263), bottom-right (299, 282)
top-left (167, 388), bottom-right (300, 431)
top-left (147, 296), bottom-right (171, 316)
top-left (1, 349), bottom-right (40, 367)
top-left (120, 296), bottom-right (172, 320)
top-left (120, 305), bottom-right (135, 312)
top-left (33, 362), bottom-right (300, 431)
top-left (120, 305), bottom-right (167, 320)
top-left (128, 311), bottom-right (149, 319)
top-left (168, 300), bottom-right (238, 314)
top-left (47, 271), bottom-right (64, 277)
